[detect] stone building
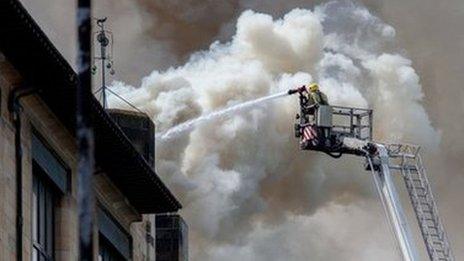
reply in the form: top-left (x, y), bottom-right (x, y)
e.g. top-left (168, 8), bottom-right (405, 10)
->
top-left (0, 0), bottom-right (182, 260)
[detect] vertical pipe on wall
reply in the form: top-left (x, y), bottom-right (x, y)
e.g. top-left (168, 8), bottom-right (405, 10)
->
top-left (8, 86), bottom-right (38, 261)
top-left (13, 107), bottom-right (22, 261)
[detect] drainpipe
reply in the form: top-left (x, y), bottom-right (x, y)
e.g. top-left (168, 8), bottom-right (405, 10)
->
top-left (8, 85), bottom-right (38, 261)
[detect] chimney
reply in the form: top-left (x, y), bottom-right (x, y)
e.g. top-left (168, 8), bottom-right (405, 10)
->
top-left (107, 109), bottom-right (155, 168)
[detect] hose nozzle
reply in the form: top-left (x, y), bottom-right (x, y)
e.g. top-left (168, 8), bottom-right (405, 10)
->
top-left (288, 85), bottom-right (306, 95)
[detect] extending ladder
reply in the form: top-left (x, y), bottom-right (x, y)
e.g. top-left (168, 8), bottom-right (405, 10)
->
top-left (386, 144), bottom-right (454, 261)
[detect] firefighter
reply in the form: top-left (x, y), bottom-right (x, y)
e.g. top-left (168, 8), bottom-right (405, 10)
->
top-left (287, 83), bottom-right (329, 106)
top-left (306, 83), bottom-right (328, 106)
top-left (289, 82), bottom-right (331, 148)
top-left (304, 83), bottom-right (330, 147)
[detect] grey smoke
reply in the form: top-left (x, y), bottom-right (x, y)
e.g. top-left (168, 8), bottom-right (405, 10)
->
top-left (19, 0), bottom-right (464, 260)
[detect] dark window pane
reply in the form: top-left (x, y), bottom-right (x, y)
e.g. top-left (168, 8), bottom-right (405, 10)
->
top-left (33, 176), bottom-right (38, 242)
top-left (45, 189), bottom-right (54, 255)
top-left (39, 181), bottom-right (46, 245)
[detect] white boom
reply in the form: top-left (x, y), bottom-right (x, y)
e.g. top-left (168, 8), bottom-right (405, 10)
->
top-left (367, 144), bottom-right (419, 261)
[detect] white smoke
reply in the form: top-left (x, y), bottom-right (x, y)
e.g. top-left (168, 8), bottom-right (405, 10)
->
top-left (207, 200), bottom-right (398, 261)
top-left (108, 1), bottom-right (439, 260)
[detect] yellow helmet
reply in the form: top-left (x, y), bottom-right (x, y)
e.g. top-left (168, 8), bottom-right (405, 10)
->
top-left (308, 83), bottom-right (319, 92)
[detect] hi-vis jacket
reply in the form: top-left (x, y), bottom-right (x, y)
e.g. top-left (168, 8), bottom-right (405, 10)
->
top-left (307, 90), bottom-right (329, 105)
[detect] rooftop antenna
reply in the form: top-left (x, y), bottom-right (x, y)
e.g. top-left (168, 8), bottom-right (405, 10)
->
top-left (92, 17), bottom-right (143, 113)
top-left (92, 17), bottom-right (114, 109)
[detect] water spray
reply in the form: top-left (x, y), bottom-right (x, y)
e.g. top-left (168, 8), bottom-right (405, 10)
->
top-left (156, 90), bottom-right (291, 140)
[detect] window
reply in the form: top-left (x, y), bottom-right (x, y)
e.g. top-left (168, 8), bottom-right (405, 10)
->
top-left (31, 132), bottom-right (70, 193)
top-left (156, 214), bottom-right (188, 261)
top-left (32, 164), bottom-right (56, 261)
top-left (97, 207), bottom-right (131, 260)
top-left (99, 236), bottom-right (126, 261)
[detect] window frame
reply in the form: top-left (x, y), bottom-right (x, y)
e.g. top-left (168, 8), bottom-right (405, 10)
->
top-left (32, 164), bottom-right (57, 261)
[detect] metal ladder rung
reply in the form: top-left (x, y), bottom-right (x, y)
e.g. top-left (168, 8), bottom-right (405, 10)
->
top-left (413, 195), bottom-right (430, 201)
top-left (432, 241), bottom-right (445, 246)
top-left (412, 200), bottom-right (432, 207)
top-left (425, 231), bottom-right (444, 238)
top-left (412, 181), bottom-right (425, 187)
top-left (412, 193), bottom-right (428, 198)
top-left (425, 225), bottom-right (440, 230)
top-left (420, 215), bottom-right (434, 220)
top-left (418, 208), bottom-right (433, 213)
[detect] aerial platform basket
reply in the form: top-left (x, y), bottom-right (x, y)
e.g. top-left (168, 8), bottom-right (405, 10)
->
top-left (294, 102), bottom-right (373, 157)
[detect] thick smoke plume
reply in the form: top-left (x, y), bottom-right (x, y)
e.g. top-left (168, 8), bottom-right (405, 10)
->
top-left (19, 0), bottom-right (463, 259)
top-left (108, 2), bottom-right (441, 260)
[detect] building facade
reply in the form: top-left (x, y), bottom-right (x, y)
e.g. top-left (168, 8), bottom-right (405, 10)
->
top-left (0, 1), bottom-right (182, 260)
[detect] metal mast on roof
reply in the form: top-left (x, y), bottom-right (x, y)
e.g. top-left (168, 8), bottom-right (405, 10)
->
top-left (93, 17), bottom-right (114, 109)
top-left (92, 18), bottom-right (143, 113)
